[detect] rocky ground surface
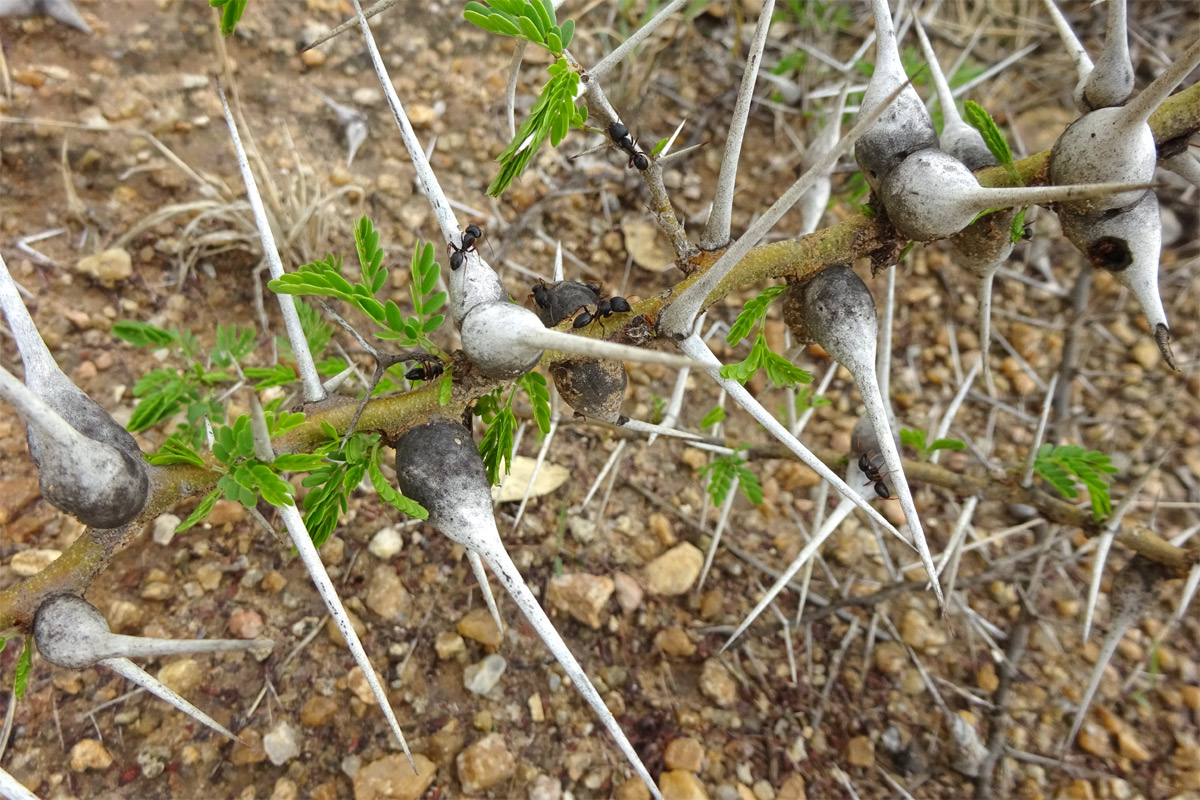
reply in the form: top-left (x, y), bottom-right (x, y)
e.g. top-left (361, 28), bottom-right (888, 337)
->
top-left (1, 1), bottom-right (1199, 799)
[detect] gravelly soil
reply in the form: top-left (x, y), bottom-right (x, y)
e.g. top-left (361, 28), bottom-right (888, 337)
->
top-left (1, 1), bottom-right (1199, 799)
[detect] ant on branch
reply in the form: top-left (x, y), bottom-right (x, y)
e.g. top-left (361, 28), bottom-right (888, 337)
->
top-left (607, 122), bottom-right (650, 171)
top-left (448, 224), bottom-right (484, 271)
top-left (404, 355), bottom-right (445, 382)
top-left (858, 449), bottom-right (896, 499)
top-left (573, 295), bottom-right (633, 329)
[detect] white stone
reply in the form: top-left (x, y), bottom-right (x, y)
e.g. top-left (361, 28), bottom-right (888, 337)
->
top-left (464, 654), bottom-right (507, 696)
top-left (152, 513), bottom-right (181, 546)
top-left (368, 526), bottom-right (403, 560)
top-left (263, 721), bottom-right (300, 766)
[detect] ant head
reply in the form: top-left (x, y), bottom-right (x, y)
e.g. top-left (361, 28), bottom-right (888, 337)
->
top-left (464, 224), bottom-right (483, 240)
top-left (532, 284), bottom-right (551, 308)
top-left (633, 152), bottom-right (650, 170)
top-left (608, 121), bottom-right (629, 142)
top-left (609, 296), bottom-right (632, 314)
top-left (857, 452), bottom-right (872, 472)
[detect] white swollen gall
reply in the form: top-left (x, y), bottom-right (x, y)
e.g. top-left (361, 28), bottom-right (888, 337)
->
top-left (854, 0), bottom-right (938, 191)
top-left (1081, 0), bottom-right (1133, 110)
top-left (1057, 192), bottom-right (1175, 370)
top-left (784, 267), bottom-right (943, 610)
top-left (394, 420), bottom-right (664, 800)
top-left (34, 594), bottom-right (274, 742)
top-left (1049, 107), bottom-right (1156, 214)
top-left (880, 148), bottom-right (1150, 242)
top-left (0, 367), bottom-right (149, 530)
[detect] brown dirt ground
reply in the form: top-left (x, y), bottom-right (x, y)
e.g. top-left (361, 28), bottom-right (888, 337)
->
top-left (1, 1), bottom-right (1199, 799)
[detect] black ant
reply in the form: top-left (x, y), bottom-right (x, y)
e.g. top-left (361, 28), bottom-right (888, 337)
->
top-left (448, 224), bottom-right (483, 271)
top-left (607, 121), bottom-right (650, 171)
top-left (404, 355), bottom-right (445, 382)
top-left (858, 449), bottom-right (895, 499)
top-left (531, 281), bottom-right (552, 310)
top-left (573, 295), bottom-right (632, 329)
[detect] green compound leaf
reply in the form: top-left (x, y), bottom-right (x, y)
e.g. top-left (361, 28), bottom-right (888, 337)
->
top-left (700, 406), bottom-right (725, 428)
top-left (726, 285), bottom-right (787, 345)
top-left (112, 320), bottom-right (177, 348)
top-left (243, 363), bottom-right (297, 389)
top-left (177, 488), bottom-right (221, 533)
top-left (438, 369), bottom-right (454, 405)
top-left (13, 636), bottom-right (32, 699)
top-left (355, 216), bottom-right (387, 294)
top-left (210, 0), bottom-right (248, 36)
top-left (479, 401), bottom-right (517, 485)
top-left (488, 59), bottom-right (582, 196)
top-left (1009, 207), bottom-right (1029, 244)
top-left (519, 371), bottom-right (552, 435)
top-left (928, 438), bottom-right (966, 453)
top-left (147, 435), bottom-right (206, 467)
top-left (963, 100), bottom-right (1021, 184)
top-left (719, 333), bottom-right (810, 389)
top-left (699, 449), bottom-right (762, 507)
top-left (1033, 443), bottom-right (1117, 521)
top-left (900, 428), bottom-right (927, 452)
top-left (369, 457), bottom-right (429, 520)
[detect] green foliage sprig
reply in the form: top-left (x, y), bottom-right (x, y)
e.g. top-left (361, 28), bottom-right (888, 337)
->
top-left (1034, 444), bottom-right (1117, 521)
top-left (210, 0), bottom-right (248, 36)
top-left (700, 448), bottom-right (763, 507)
top-left (720, 286), bottom-right (812, 389)
top-left (900, 428), bottom-right (966, 459)
top-left (269, 218), bottom-right (447, 351)
top-left (962, 99), bottom-right (1028, 241)
top-left (487, 58), bottom-right (588, 196)
top-left (464, 0), bottom-right (575, 55)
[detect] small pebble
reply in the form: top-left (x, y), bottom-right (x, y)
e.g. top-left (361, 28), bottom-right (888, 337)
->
top-left (436, 632), bottom-right (466, 660)
top-left (301, 695), bottom-right (339, 727)
top-left (615, 777), bottom-right (652, 800)
top-left (261, 570), bottom-right (288, 594)
top-left (776, 774), bottom-right (806, 800)
top-left (458, 607), bottom-right (503, 647)
top-left (271, 777), bottom-right (298, 800)
top-left (365, 564), bottom-right (412, 621)
top-left (301, 49), bottom-right (326, 67)
top-left (644, 543), bottom-right (704, 596)
top-left (348, 666), bottom-right (382, 705)
top-left (353, 753), bottom-right (436, 800)
top-left (77, 248), bottom-right (132, 287)
top-left (456, 733), bottom-right (516, 795)
top-left (655, 627), bottom-right (696, 658)
top-left (368, 526), bottom-right (403, 560)
top-left (527, 773), bottom-right (562, 800)
top-left (152, 514), bottom-right (180, 545)
top-left (229, 608), bottom-right (265, 639)
top-left (70, 739), bottom-right (113, 772)
top-left (845, 736), bottom-right (874, 767)
top-left (699, 659), bottom-right (737, 707)
top-left (464, 654), bottom-right (507, 695)
top-left (157, 659), bottom-right (202, 695)
top-left (664, 737), bottom-right (704, 772)
top-left (351, 87), bottom-right (381, 106)
top-left (612, 571), bottom-right (644, 615)
top-left (528, 693), bottom-right (545, 722)
top-left (659, 769), bottom-right (709, 800)
top-left (546, 573), bottom-right (614, 629)
top-left (208, 500), bottom-right (245, 526)
top-left (263, 721), bottom-right (300, 766)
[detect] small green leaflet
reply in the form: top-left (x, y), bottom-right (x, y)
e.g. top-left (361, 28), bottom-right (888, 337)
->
top-left (177, 488), bottom-right (220, 533)
top-left (244, 363), bottom-right (296, 389)
top-left (146, 435), bottom-right (206, 467)
top-left (719, 333), bottom-right (811, 389)
top-left (487, 58), bottom-right (587, 196)
top-left (112, 320), bottom-right (177, 348)
top-left (368, 458), bottom-right (428, 521)
top-left (962, 100), bottom-right (1021, 184)
top-left (519, 371), bottom-right (551, 435)
top-left (438, 368), bottom-right (454, 406)
top-left (1009, 208), bottom-right (1029, 244)
top-left (478, 388), bottom-right (518, 485)
top-left (726, 285), bottom-right (787, 345)
top-left (900, 428), bottom-right (966, 458)
top-left (210, 0), bottom-right (248, 36)
top-left (1033, 444), bottom-right (1117, 521)
top-left (700, 406), bottom-right (725, 428)
top-left (355, 216), bottom-right (387, 294)
top-left (14, 636), bottom-right (32, 699)
top-left (699, 449), bottom-right (763, 507)
top-left (463, 0), bottom-right (575, 55)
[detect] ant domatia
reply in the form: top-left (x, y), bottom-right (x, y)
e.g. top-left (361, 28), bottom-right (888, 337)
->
top-left (607, 121), bottom-right (650, 171)
top-left (573, 295), bottom-right (633, 329)
top-left (858, 449), bottom-right (895, 499)
top-left (448, 224), bottom-right (483, 271)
